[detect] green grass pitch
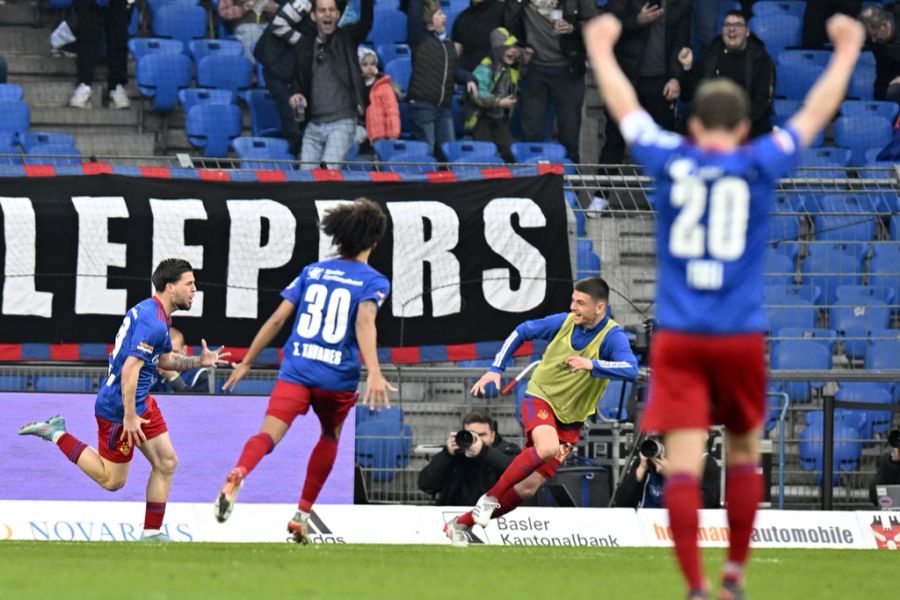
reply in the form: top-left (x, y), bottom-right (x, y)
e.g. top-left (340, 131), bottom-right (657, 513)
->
top-left (0, 542), bottom-right (895, 599)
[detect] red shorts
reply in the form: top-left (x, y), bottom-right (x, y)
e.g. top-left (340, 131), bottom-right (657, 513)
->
top-left (641, 330), bottom-right (766, 434)
top-left (266, 379), bottom-right (358, 431)
top-left (520, 395), bottom-right (580, 478)
top-left (96, 395), bottom-right (169, 463)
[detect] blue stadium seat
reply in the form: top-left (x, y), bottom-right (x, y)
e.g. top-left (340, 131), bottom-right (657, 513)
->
top-left (188, 39), bottom-right (243, 64)
top-left (511, 141), bottom-right (568, 163)
top-left (19, 131), bottom-right (76, 153)
top-left (384, 57), bottom-right (411, 95)
top-left (799, 424), bottom-right (862, 483)
top-left (866, 255), bottom-right (900, 304)
top-left (381, 153), bottom-right (437, 173)
top-left (231, 136), bottom-right (294, 169)
top-left (836, 386), bottom-right (892, 436)
top-left (24, 144), bottom-right (82, 166)
top-left (32, 375), bottom-right (96, 392)
top-left (356, 405), bottom-right (404, 426)
top-left (800, 147), bottom-right (852, 167)
top-left (240, 89), bottom-right (283, 138)
top-left (152, 3), bottom-right (207, 53)
top-left (753, 1), bottom-right (806, 17)
top-left (128, 37), bottom-right (184, 63)
top-left (368, 10), bottom-right (407, 44)
top-left (0, 374), bottom-right (29, 391)
top-left (836, 284), bottom-right (894, 305)
top-left (763, 251), bottom-right (795, 285)
top-left (814, 214), bottom-right (877, 243)
top-left (231, 378), bottom-right (276, 395)
top-left (773, 327), bottom-right (837, 351)
top-left (355, 419), bottom-right (412, 482)
top-left (0, 100), bottom-right (30, 136)
top-left (440, 140), bottom-right (500, 162)
top-left (873, 243), bottom-right (900, 260)
top-left (848, 62), bottom-right (876, 100)
top-left (766, 297), bottom-right (817, 333)
top-left (766, 284), bottom-right (820, 304)
top-left (375, 43), bottom-right (410, 66)
top-left (792, 162), bottom-right (846, 181)
top-left (819, 193), bottom-right (883, 214)
top-left (840, 99), bottom-right (900, 122)
top-left (374, 139), bottom-right (430, 161)
top-left (0, 132), bottom-right (18, 164)
top-left (577, 239), bottom-right (601, 278)
top-left (749, 14), bottom-right (802, 56)
top-left (776, 49), bottom-right (831, 67)
top-left (0, 83), bottom-right (24, 101)
top-left (564, 190), bottom-right (587, 236)
top-left (772, 98), bottom-right (801, 118)
top-left (864, 335), bottom-right (900, 402)
top-left (197, 55), bottom-right (254, 94)
top-left (598, 380), bottom-right (632, 420)
top-left (185, 103), bottom-right (243, 157)
top-left (767, 241), bottom-right (801, 261)
top-left (147, 0), bottom-right (199, 14)
top-left (800, 246), bottom-right (864, 306)
top-left (775, 63), bottom-right (824, 99)
top-left (833, 115), bottom-right (893, 166)
top-left (830, 299), bottom-right (890, 359)
top-left (178, 88), bottom-right (235, 113)
top-left (892, 216), bottom-right (900, 241)
top-left (770, 339), bottom-right (832, 403)
top-left (805, 409), bottom-right (869, 440)
top-left (770, 215), bottom-right (802, 242)
top-left (136, 53), bottom-right (193, 112)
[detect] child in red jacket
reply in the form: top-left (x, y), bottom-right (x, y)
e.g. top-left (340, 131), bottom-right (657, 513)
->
top-left (356, 47), bottom-right (401, 150)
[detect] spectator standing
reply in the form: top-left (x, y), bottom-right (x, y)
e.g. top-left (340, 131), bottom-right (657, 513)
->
top-left (600, 0), bottom-right (692, 164)
top-left (452, 0), bottom-right (507, 72)
top-left (803, 0), bottom-right (862, 49)
top-left (418, 409), bottom-right (520, 507)
top-left (682, 10), bottom-right (775, 138)
top-left (505, 0), bottom-right (597, 162)
top-left (407, 0), bottom-right (477, 159)
top-left (467, 27), bottom-right (523, 162)
top-left (859, 3), bottom-right (900, 102)
top-left (869, 430), bottom-right (900, 507)
top-left (254, 0), bottom-right (316, 154)
top-left (289, 0), bottom-right (373, 169)
top-left (357, 47), bottom-right (401, 149)
top-left (218, 0), bottom-right (280, 63)
top-left (69, 0), bottom-right (133, 109)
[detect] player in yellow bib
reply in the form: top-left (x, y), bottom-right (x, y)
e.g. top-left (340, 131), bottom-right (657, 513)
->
top-left (444, 277), bottom-right (638, 545)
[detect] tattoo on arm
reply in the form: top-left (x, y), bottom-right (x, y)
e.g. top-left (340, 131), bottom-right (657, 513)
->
top-left (168, 353), bottom-right (199, 371)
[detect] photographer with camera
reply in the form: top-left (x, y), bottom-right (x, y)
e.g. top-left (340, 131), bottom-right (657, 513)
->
top-left (418, 409), bottom-right (520, 506)
top-left (613, 435), bottom-right (720, 509)
top-left (869, 429), bottom-right (900, 507)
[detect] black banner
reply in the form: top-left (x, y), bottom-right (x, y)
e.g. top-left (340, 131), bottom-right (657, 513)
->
top-left (0, 174), bottom-right (572, 348)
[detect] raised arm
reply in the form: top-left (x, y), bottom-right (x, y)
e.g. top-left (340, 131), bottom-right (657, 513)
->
top-left (787, 15), bottom-right (865, 148)
top-left (583, 15), bottom-right (642, 124)
top-left (222, 299), bottom-right (296, 391)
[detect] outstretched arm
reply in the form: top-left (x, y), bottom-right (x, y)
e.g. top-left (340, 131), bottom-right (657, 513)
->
top-left (222, 299), bottom-right (295, 391)
top-left (787, 15), bottom-right (865, 148)
top-left (356, 300), bottom-right (397, 409)
top-left (583, 14), bottom-right (642, 123)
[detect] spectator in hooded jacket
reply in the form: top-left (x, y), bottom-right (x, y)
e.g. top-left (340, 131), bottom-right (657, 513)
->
top-left (682, 10), bottom-right (775, 138)
top-left (467, 27), bottom-right (523, 162)
top-left (407, 0), bottom-right (477, 159)
top-left (357, 47), bottom-right (401, 150)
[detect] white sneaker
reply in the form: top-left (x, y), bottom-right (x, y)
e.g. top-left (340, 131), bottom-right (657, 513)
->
top-left (69, 83), bottom-right (92, 109)
top-left (472, 494), bottom-right (500, 528)
top-left (109, 84), bottom-right (130, 109)
top-left (443, 518), bottom-right (471, 547)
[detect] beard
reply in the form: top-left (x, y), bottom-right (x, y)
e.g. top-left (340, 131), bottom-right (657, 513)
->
top-left (174, 297), bottom-right (192, 311)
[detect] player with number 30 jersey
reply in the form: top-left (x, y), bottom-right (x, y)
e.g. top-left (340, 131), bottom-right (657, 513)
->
top-left (215, 198), bottom-right (395, 544)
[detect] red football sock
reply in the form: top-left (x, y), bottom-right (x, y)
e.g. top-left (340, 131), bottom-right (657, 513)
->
top-left (493, 486), bottom-right (523, 519)
top-left (665, 473), bottom-right (704, 591)
top-left (235, 432), bottom-right (275, 476)
top-left (298, 435), bottom-right (339, 513)
top-left (144, 502), bottom-right (166, 530)
top-left (485, 447), bottom-right (545, 499)
top-left (56, 433), bottom-right (88, 465)
top-left (725, 463), bottom-right (763, 568)
top-left (456, 511), bottom-right (475, 528)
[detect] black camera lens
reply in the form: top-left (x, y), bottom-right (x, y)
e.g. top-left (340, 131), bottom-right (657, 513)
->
top-left (640, 437), bottom-right (664, 459)
top-left (889, 429), bottom-right (900, 449)
top-left (455, 430), bottom-right (475, 451)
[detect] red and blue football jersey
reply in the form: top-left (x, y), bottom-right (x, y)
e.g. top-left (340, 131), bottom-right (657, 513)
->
top-left (279, 258), bottom-right (390, 391)
top-left (622, 111), bottom-right (802, 333)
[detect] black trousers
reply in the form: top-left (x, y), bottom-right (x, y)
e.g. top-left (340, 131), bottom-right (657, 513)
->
top-left (75, 0), bottom-right (132, 88)
top-left (600, 75), bottom-right (676, 165)
top-left (472, 115), bottom-right (515, 163)
top-left (519, 64), bottom-right (585, 163)
top-left (262, 65), bottom-right (304, 155)
top-left (802, 0), bottom-right (863, 49)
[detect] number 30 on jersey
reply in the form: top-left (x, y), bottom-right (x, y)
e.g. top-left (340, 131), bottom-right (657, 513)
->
top-left (669, 176), bottom-right (750, 290)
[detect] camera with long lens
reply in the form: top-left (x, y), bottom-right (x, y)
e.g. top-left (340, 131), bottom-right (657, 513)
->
top-left (640, 436), bottom-right (665, 460)
top-left (889, 429), bottom-right (900, 449)
top-left (454, 430), bottom-right (475, 453)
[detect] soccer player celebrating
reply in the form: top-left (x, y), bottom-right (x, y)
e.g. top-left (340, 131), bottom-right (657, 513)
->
top-left (18, 259), bottom-right (229, 541)
top-left (446, 277), bottom-right (638, 545)
top-left (215, 197), bottom-right (395, 543)
top-left (584, 13), bottom-right (865, 600)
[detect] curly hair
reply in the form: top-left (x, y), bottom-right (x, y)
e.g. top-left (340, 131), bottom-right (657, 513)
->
top-left (320, 197), bottom-right (388, 258)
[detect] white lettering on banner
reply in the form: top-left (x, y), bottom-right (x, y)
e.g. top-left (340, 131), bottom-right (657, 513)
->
top-left (149, 199), bottom-right (208, 317)
top-left (72, 196), bottom-right (129, 315)
top-left (225, 200), bottom-right (297, 319)
top-left (0, 197), bottom-right (53, 317)
top-left (387, 201), bottom-right (461, 318)
top-left (315, 200), bottom-right (353, 260)
top-left (481, 198), bottom-right (547, 313)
